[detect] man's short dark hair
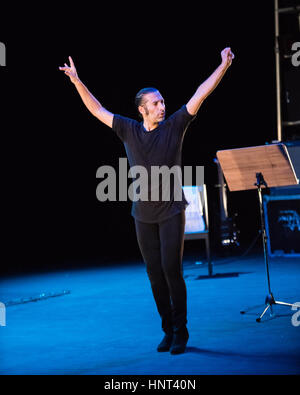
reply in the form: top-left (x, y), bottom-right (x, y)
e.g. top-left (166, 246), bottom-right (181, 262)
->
top-left (135, 87), bottom-right (158, 118)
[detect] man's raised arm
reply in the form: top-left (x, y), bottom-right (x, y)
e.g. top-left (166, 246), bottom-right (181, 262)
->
top-left (186, 47), bottom-right (235, 116)
top-left (59, 56), bottom-right (114, 128)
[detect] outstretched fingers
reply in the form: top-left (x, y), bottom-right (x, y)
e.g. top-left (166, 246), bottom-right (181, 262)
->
top-left (59, 57), bottom-right (76, 73)
top-left (59, 65), bottom-right (69, 71)
top-left (59, 59), bottom-right (71, 71)
top-left (68, 56), bottom-right (75, 68)
top-left (58, 56), bottom-right (78, 83)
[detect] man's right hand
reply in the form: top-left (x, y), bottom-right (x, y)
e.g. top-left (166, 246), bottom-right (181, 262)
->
top-left (59, 56), bottom-right (79, 84)
top-left (59, 56), bottom-right (114, 128)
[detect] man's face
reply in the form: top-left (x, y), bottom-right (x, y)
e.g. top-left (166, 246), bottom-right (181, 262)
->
top-left (139, 91), bottom-right (166, 123)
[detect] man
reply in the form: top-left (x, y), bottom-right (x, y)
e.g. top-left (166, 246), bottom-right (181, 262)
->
top-left (59, 48), bottom-right (234, 354)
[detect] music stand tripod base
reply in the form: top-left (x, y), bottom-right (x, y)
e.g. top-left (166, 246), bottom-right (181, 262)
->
top-left (256, 293), bottom-right (298, 322)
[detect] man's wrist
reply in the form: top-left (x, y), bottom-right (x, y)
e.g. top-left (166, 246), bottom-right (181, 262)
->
top-left (220, 61), bottom-right (230, 71)
top-left (73, 77), bottom-right (81, 85)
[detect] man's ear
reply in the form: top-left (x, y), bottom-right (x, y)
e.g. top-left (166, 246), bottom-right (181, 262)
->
top-left (138, 105), bottom-right (145, 118)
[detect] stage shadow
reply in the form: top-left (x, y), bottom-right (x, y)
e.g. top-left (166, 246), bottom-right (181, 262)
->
top-left (185, 346), bottom-right (249, 358)
top-left (241, 312), bottom-right (294, 321)
top-left (185, 346), bottom-right (299, 362)
top-left (240, 304), bottom-right (296, 321)
top-left (195, 272), bottom-right (252, 280)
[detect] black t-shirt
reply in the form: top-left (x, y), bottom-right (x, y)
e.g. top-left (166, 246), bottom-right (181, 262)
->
top-left (112, 105), bottom-right (196, 223)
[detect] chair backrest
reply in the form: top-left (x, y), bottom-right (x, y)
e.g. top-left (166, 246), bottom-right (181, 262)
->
top-left (183, 185), bottom-right (209, 236)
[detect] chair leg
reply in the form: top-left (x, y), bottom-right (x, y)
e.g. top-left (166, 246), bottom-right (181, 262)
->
top-left (205, 236), bottom-right (212, 276)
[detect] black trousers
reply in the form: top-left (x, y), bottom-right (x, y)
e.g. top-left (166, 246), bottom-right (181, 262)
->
top-left (134, 210), bottom-right (187, 335)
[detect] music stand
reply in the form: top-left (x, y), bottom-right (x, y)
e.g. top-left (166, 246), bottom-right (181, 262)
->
top-left (216, 143), bottom-right (299, 322)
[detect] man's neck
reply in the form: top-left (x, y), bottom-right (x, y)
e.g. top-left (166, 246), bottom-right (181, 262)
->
top-left (143, 119), bottom-right (159, 132)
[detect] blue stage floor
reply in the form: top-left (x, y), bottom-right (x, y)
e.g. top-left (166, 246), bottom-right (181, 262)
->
top-left (0, 253), bottom-right (299, 375)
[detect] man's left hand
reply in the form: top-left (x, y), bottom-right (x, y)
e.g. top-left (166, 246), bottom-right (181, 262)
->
top-left (221, 47), bottom-right (235, 68)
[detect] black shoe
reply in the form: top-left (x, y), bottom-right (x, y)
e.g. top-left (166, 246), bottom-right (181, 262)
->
top-left (157, 333), bottom-right (173, 352)
top-left (170, 328), bottom-right (189, 355)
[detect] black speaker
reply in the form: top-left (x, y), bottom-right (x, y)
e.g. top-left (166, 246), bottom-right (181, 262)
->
top-left (264, 193), bottom-right (300, 257)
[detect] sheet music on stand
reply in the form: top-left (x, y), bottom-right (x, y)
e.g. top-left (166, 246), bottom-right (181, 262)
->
top-left (184, 186), bottom-right (205, 234)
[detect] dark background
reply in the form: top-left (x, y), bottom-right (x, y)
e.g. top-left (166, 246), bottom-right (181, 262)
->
top-left (1, 1), bottom-right (290, 274)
